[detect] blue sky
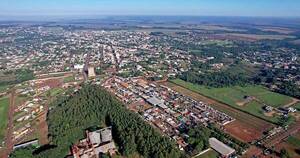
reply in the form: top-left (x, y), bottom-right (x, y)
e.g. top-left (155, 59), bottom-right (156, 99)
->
top-left (0, 0), bottom-right (299, 17)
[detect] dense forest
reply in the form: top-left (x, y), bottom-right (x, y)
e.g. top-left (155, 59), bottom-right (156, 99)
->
top-left (10, 84), bottom-right (181, 158)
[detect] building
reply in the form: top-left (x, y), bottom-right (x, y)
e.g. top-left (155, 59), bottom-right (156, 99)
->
top-left (88, 67), bottom-right (96, 78)
top-left (13, 139), bottom-right (39, 150)
top-left (209, 137), bottom-right (235, 158)
top-left (146, 97), bottom-right (167, 109)
top-left (72, 127), bottom-right (117, 158)
top-left (74, 64), bottom-right (84, 70)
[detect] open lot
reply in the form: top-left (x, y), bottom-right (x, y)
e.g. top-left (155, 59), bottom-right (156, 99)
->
top-left (163, 81), bottom-right (273, 142)
top-left (170, 79), bottom-right (294, 124)
top-left (224, 121), bottom-right (262, 143)
top-left (0, 97), bottom-right (9, 143)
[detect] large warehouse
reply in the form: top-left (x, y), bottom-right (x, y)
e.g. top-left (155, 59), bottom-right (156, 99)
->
top-left (209, 137), bottom-right (235, 158)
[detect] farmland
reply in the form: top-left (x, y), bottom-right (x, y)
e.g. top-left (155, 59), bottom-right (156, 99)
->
top-left (0, 97), bottom-right (9, 143)
top-left (218, 33), bottom-right (296, 40)
top-left (170, 79), bottom-right (294, 124)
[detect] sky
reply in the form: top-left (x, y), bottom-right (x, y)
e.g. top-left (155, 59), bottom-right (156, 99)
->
top-left (0, 0), bottom-right (299, 18)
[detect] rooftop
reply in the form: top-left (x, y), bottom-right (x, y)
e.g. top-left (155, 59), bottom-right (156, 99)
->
top-left (209, 137), bottom-right (235, 156)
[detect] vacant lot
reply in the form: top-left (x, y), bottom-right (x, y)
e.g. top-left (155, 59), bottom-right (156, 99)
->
top-left (0, 97), bottom-right (9, 143)
top-left (171, 79), bottom-right (294, 124)
top-left (224, 121), bottom-right (262, 142)
top-left (163, 81), bottom-right (273, 142)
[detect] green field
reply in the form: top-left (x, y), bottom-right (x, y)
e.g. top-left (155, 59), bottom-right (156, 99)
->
top-left (171, 79), bottom-right (294, 123)
top-left (63, 75), bottom-right (75, 83)
top-left (287, 136), bottom-right (300, 148)
top-left (49, 88), bottom-right (64, 97)
top-left (294, 103), bottom-right (300, 111)
top-left (196, 149), bottom-right (219, 158)
top-left (0, 97), bottom-right (9, 143)
top-left (0, 85), bottom-right (10, 93)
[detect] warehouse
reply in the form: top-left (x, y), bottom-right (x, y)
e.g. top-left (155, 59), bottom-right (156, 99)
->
top-left (209, 137), bottom-right (235, 158)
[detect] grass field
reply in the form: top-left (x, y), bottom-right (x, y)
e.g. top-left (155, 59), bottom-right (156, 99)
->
top-left (171, 79), bottom-right (294, 123)
top-left (0, 97), bottom-right (9, 143)
top-left (49, 88), bottom-right (64, 97)
top-left (196, 149), bottom-right (219, 158)
top-left (0, 85), bottom-right (10, 93)
top-left (63, 75), bottom-right (75, 83)
top-left (287, 136), bottom-right (300, 148)
top-left (294, 103), bottom-right (300, 111)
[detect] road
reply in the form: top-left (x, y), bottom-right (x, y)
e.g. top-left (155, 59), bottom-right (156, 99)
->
top-left (83, 53), bottom-right (90, 81)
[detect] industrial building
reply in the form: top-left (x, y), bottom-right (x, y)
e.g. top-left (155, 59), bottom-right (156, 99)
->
top-left (72, 127), bottom-right (117, 158)
top-left (209, 137), bottom-right (235, 158)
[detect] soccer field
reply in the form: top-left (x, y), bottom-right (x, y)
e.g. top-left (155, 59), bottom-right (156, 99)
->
top-left (171, 79), bottom-right (294, 123)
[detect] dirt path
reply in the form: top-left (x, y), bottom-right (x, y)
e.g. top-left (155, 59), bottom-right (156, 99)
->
top-left (283, 98), bottom-right (299, 108)
top-left (37, 110), bottom-right (49, 145)
top-left (163, 82), bottom-right (274, 132)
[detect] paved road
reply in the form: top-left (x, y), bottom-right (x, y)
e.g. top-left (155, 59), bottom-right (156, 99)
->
top-left (83, 53), bottom-right (90, 81)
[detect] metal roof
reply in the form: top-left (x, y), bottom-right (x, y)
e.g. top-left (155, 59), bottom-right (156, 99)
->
top-left (209, 137), bottom-right (235, 156)
top-left (147, 97), bottom-right (167, 109)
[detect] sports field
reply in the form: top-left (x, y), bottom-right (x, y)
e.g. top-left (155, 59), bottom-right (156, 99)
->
top-left (0, 97), bottom-right (9, 143)
top-left (171, 79), bottom-right (294, 123)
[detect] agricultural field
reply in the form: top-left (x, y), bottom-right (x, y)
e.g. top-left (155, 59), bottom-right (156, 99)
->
top-left (0, 97), bottom-right (9, 143)
top-left (170, 79), bottom-right (294, 124)
top-left (219, 33), bottom-right (296, 40)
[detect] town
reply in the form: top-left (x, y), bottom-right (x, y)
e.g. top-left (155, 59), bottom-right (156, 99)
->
top-left (0, 18), bottom-right (300, 158)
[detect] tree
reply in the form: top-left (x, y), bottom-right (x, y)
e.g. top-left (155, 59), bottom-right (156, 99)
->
top-left (280, 149), bottom-right (290, 158)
